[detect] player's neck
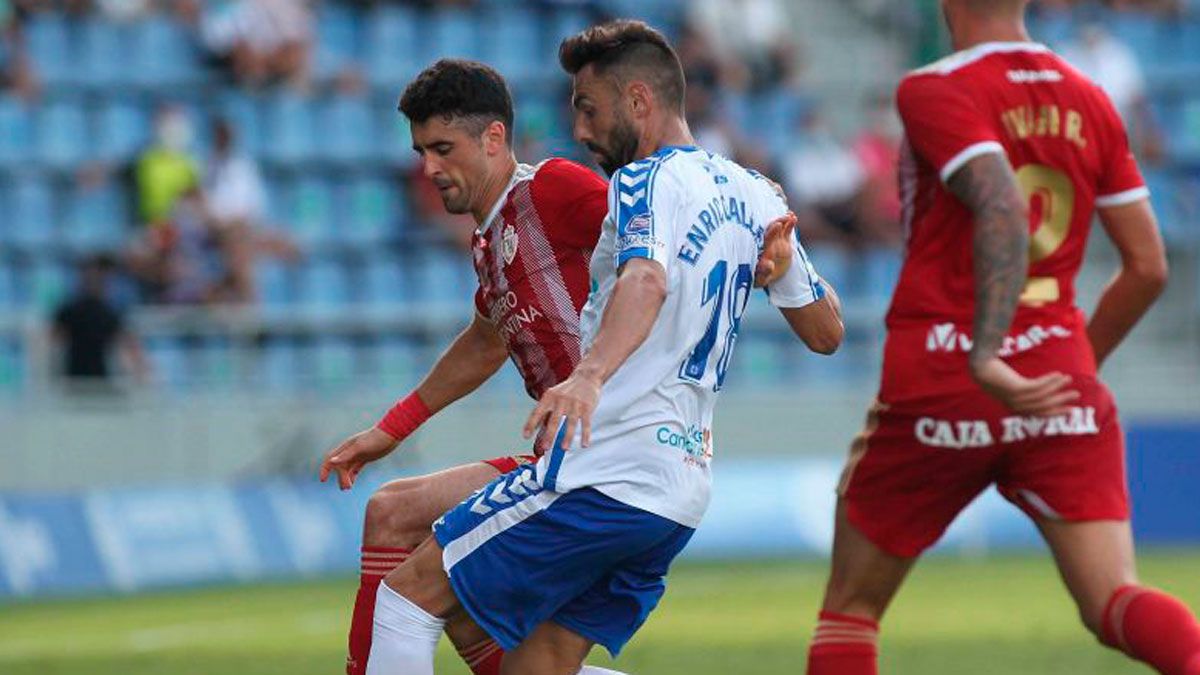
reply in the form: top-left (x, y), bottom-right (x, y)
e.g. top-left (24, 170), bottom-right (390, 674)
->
top-left (471, 155), bottom-right (519, 225)
top-left (952, 19), bottom-right (1031, 52)
top-left (637, 116), bottom-right (695, 161)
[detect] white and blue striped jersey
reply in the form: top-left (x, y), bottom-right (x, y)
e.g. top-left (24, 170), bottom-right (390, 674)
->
top-left (534, 145), bottom-right (824, 527)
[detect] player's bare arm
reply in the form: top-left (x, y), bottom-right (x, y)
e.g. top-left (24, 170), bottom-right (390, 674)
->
top-left (1089, 199), bottom-right (1168, 367)
top-left (320, 313), bottom-right (508, 489)
top-left (948, 153), bottom-right (1078, 415)
top-left (523, 258), bottom-right (668, 452)
top-left (779, 281), bottom-right (844, 355)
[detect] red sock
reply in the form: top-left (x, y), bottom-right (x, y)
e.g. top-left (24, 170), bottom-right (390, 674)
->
top-left (1102, 585), bottom-right (1200, 675)
top-left (346, 547), bottom-right (410, 675)
top-left (457, 637), bottom-right (505, 675)
top-left (806, 610), bottom-right (879, 675)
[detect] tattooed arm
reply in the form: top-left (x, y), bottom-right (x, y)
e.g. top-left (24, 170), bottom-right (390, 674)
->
top-left (946, 153), bottom-right (1078, 415)
top-left (946, 153), bottom-right (1028, 369)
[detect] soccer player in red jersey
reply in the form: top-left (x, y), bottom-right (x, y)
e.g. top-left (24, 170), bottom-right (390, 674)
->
top-left (805, 2), bottom-right (1200, 674)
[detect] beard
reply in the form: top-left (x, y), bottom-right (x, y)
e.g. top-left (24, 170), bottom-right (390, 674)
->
top-left (590, 116), bottom-right (640, 177)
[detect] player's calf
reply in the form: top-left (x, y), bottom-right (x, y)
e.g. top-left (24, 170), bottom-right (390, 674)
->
top-left (1098, 585), bottom-right (1200, 675)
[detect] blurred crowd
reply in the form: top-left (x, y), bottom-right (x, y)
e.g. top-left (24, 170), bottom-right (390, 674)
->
top-left (0, 0), bottom-right (1191, 387)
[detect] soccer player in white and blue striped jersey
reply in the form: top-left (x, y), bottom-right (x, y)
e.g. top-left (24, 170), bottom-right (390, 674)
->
top-left (367, 20), bottom-right (844, 675)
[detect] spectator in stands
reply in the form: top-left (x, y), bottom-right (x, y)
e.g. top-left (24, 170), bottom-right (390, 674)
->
top-left (850, 93), bottom-right (904, 249)
top-left (135, 105), bottom-right (200, 228)
top-left (202, 118), bottom-right (296, 303)
top-left (782, 108), bottom-right (872, 251)
top-left (687, 0), bottom-right (799, 92)
top-left (1061, 23), bottom-right (1165, 161)
top-left (194, 0), bottom-right (312, 90)
top-left (0, 0), bottom-right (37, 100)
top-left (51, 254), bottom-right (149, 390)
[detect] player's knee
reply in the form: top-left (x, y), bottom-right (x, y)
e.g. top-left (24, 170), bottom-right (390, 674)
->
top-left (822, 573), bottom-right (890, 620)
top-left (363, 480), bottom-right (432, 549)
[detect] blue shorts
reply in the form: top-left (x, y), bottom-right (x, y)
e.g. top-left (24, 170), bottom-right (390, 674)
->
top-left (432, 464), bottom-right (694, 656)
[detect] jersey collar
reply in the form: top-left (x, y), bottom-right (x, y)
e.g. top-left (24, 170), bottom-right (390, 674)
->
top-left (477, 162), bottom-right (534, 235)
top-left (919, 41), bottom-right (1051, 76)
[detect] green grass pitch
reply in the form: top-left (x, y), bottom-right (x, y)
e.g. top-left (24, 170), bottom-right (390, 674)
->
top-left (2, 551), bottom-right (1198, 674)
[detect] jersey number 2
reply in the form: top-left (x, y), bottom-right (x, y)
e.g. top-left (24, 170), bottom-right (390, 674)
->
top-left (680, 260), bottom-right (753, 391)
top-left (1015, 163), bottom-right (1075, 305)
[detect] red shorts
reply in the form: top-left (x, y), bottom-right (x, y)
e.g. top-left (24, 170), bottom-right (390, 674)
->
top-left (481, 455), bottom-right (538, 474)
top-left (839, 376), bottom-right (1129, 558)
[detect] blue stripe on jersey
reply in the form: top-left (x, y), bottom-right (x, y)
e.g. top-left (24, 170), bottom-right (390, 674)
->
top-left (541, 419), bottom-right (569, 492)
top-left (794, 243), bottom-right (822, 300)
top-left (616, 247), bottom-right (651, 266)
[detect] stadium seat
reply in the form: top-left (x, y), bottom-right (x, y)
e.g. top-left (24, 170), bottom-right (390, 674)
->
top-left (131, 16), bottom-right (202, 88)
top-left (217, 92), bottom-right (264, 159)
top-left (803, 246), bottom-right (852, 299)
top-left (481, 8), bottom-right (542, 82)
top-left (283, 177), bottom-right (335, 246)
top-left (415, 248), bottom-right (475, 303)
top-left (37, 98), bottom-right (90, 169)
top-left (8, 174), bottom-right (57, 251)
top-left (145, 337), bottom-right (189, 391)
top-left (341, 175), bottom-right (396, 245)
top-left (298, 259), bottom-right (351, 308)
top-left (548, 7), bottom-right (591, 47)
top-left (371, 337), bottom-right (421, 388)
top-left (362, 253), bottom-right (411, 307)
top-left (374, 99), bottom-right (415, 166)
top-left (311, 338), bottom-right (358, 389)
top-left (0, 265), bottom-right (14, 310)
top-left (426, 8), bottom-right (482, 61)
top-left (314, 3), bottom-right (359, 81)
top-left (0, 95), bottom-right (31, 167)
top-left (261, 94), bottom-right (316, 164)
top-left (318, 93), bottom-right (374, 164)
top-left (25, 12), bottom-right (74, 88)
top-left (63, 182), bottom-right (130, 253)
top-left (862, 248), bottom-right (903, 304)
top-left (0, 340), bottom-right (26, 394)
top-left (365, 6), bottom-right (419, 87)
top-left (95, 99), bottom-right (151, 163)
top-left (254, 260), bottom-right (295, 307)
top-left (259, 339), bottom-right (299, 391)
top-left (79, 18), bottom-right (131, 88)
top-left (25, 256), bottom-right (72, 309)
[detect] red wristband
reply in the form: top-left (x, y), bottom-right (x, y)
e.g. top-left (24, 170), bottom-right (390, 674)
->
top-left (376, 392), bottom-right (432, 442)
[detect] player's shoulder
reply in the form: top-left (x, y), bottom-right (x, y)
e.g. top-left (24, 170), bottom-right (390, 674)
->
top-left (532, 157), bottom-right (605, 189)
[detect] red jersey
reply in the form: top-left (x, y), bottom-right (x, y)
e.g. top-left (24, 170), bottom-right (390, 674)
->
top-left (883, 42), bottom-right (1148, 401)
top-left (472, 159), bottom-right (608, 400)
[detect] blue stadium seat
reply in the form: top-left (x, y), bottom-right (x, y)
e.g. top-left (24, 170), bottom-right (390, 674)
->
top-left (548, 7), bottom-right (591, 47)
top-left (314, 3), bottom-right (359, 81)
top-left (318, 93), bottom-right (374, 164)
top-left (803, 246), bottom-right (852, 298)
top-left (284, 177), bottom-right (335, 246)
top-left (261, 94), bottom-right (316, 164)
top-left (0, 265), bottom-right (14, 310)
top-left (482, 8), bottom-right (541, 82)
top-left (26, 256), bottom-right (72, 309)
top-left (25, 12), bottom-right (74, 88)
top-left (0, 95), bottom-right (31, 167)
top-left (131, 16), bottom-right (202, 88)
top-left (79, 18), bottom-right (131, 88)
top-left (372, 337), bottom-right (421, 388)
top-left (375, 100), bottom-right (414, 166)
top-left (259, 340), bottom-right (299, 391)
top-left (37, 98), bottom-right (90, 169)
top-left (416, 248), bottom-right (475, 303)
top-left (255, 260), bottom-right (295, 306)
top-left (9, 174), bottom-right (57, 250)
top-left (217, 92), bottom-right (263, 159)
top-left (298, 259), bottom-right (351, 307)
top-left (146, 337), bottom-right (189, 391)
top-left (95, 99), bottom-right (151, 163)
top-left (0, 340), bottom-right (26, 394)
top-left (862, 248), bottom-right (903, 303)
top-left (63, 182), bottom-right (129, 253)
top-left (363, 253), bottom-right (410, 306)
top-left (195, 337), bottom-right (236, 388)
top-left (426, 9), bottom-right (481, 61)
top-left (312, 338), bottom-right (357, 389)
top-left (341, 175), bottom-right (396, 245)
top-left (366, 6), bottom-right (419, 86)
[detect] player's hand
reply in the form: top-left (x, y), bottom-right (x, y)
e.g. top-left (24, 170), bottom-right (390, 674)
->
top-left (319, 427), bottom-right (400, 491)
top-left (754, 212), bottom-right (797, 288)
top-left (522, 371), bottom-right (602, 454)
top-left (970, 357), bottom-right (1080, 417)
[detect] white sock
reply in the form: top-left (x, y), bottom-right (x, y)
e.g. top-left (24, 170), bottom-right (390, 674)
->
top-left (578, 667), bottom-right (629, 674)
top-left (365, 582), bottom-right (445, 675)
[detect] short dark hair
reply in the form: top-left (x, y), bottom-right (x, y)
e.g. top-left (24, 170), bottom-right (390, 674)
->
top-left (558, 20), bottom-right (686, 112)
top-left (398, 59), bottom-right (514, 145)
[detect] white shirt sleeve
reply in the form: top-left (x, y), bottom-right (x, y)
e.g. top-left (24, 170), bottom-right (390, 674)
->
top-left (611, 160), bottom-right (680, 274)
top-left (766, 242), bottom-right (824, 308)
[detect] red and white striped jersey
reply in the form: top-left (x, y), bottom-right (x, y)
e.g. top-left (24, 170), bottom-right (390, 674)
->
top-left (472, 158), bottom-right (608, 400)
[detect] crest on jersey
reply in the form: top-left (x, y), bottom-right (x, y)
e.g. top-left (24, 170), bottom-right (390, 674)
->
top-left (501, 224), bottom-right (518, 266)
top-left (625, 214), bottom-right (652, 236)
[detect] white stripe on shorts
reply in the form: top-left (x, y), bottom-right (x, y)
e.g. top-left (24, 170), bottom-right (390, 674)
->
top-left (442, 490), bottom-right (562, 571)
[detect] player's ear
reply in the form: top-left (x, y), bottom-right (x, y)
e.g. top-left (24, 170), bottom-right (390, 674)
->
top-left (483, 120), bottom-right (508, 156)
top-left (627, 81), bottom-right (654, 119)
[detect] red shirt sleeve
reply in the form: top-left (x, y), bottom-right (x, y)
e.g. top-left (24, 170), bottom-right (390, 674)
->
top-left (1092, 86), bottom-right (1148, 207)
top-left (529, 159), bottom-right (609, 249)
top-left (473, 286), bottom-right (488, 319)
top-left (896, 73), bottom-right (1006, 183)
